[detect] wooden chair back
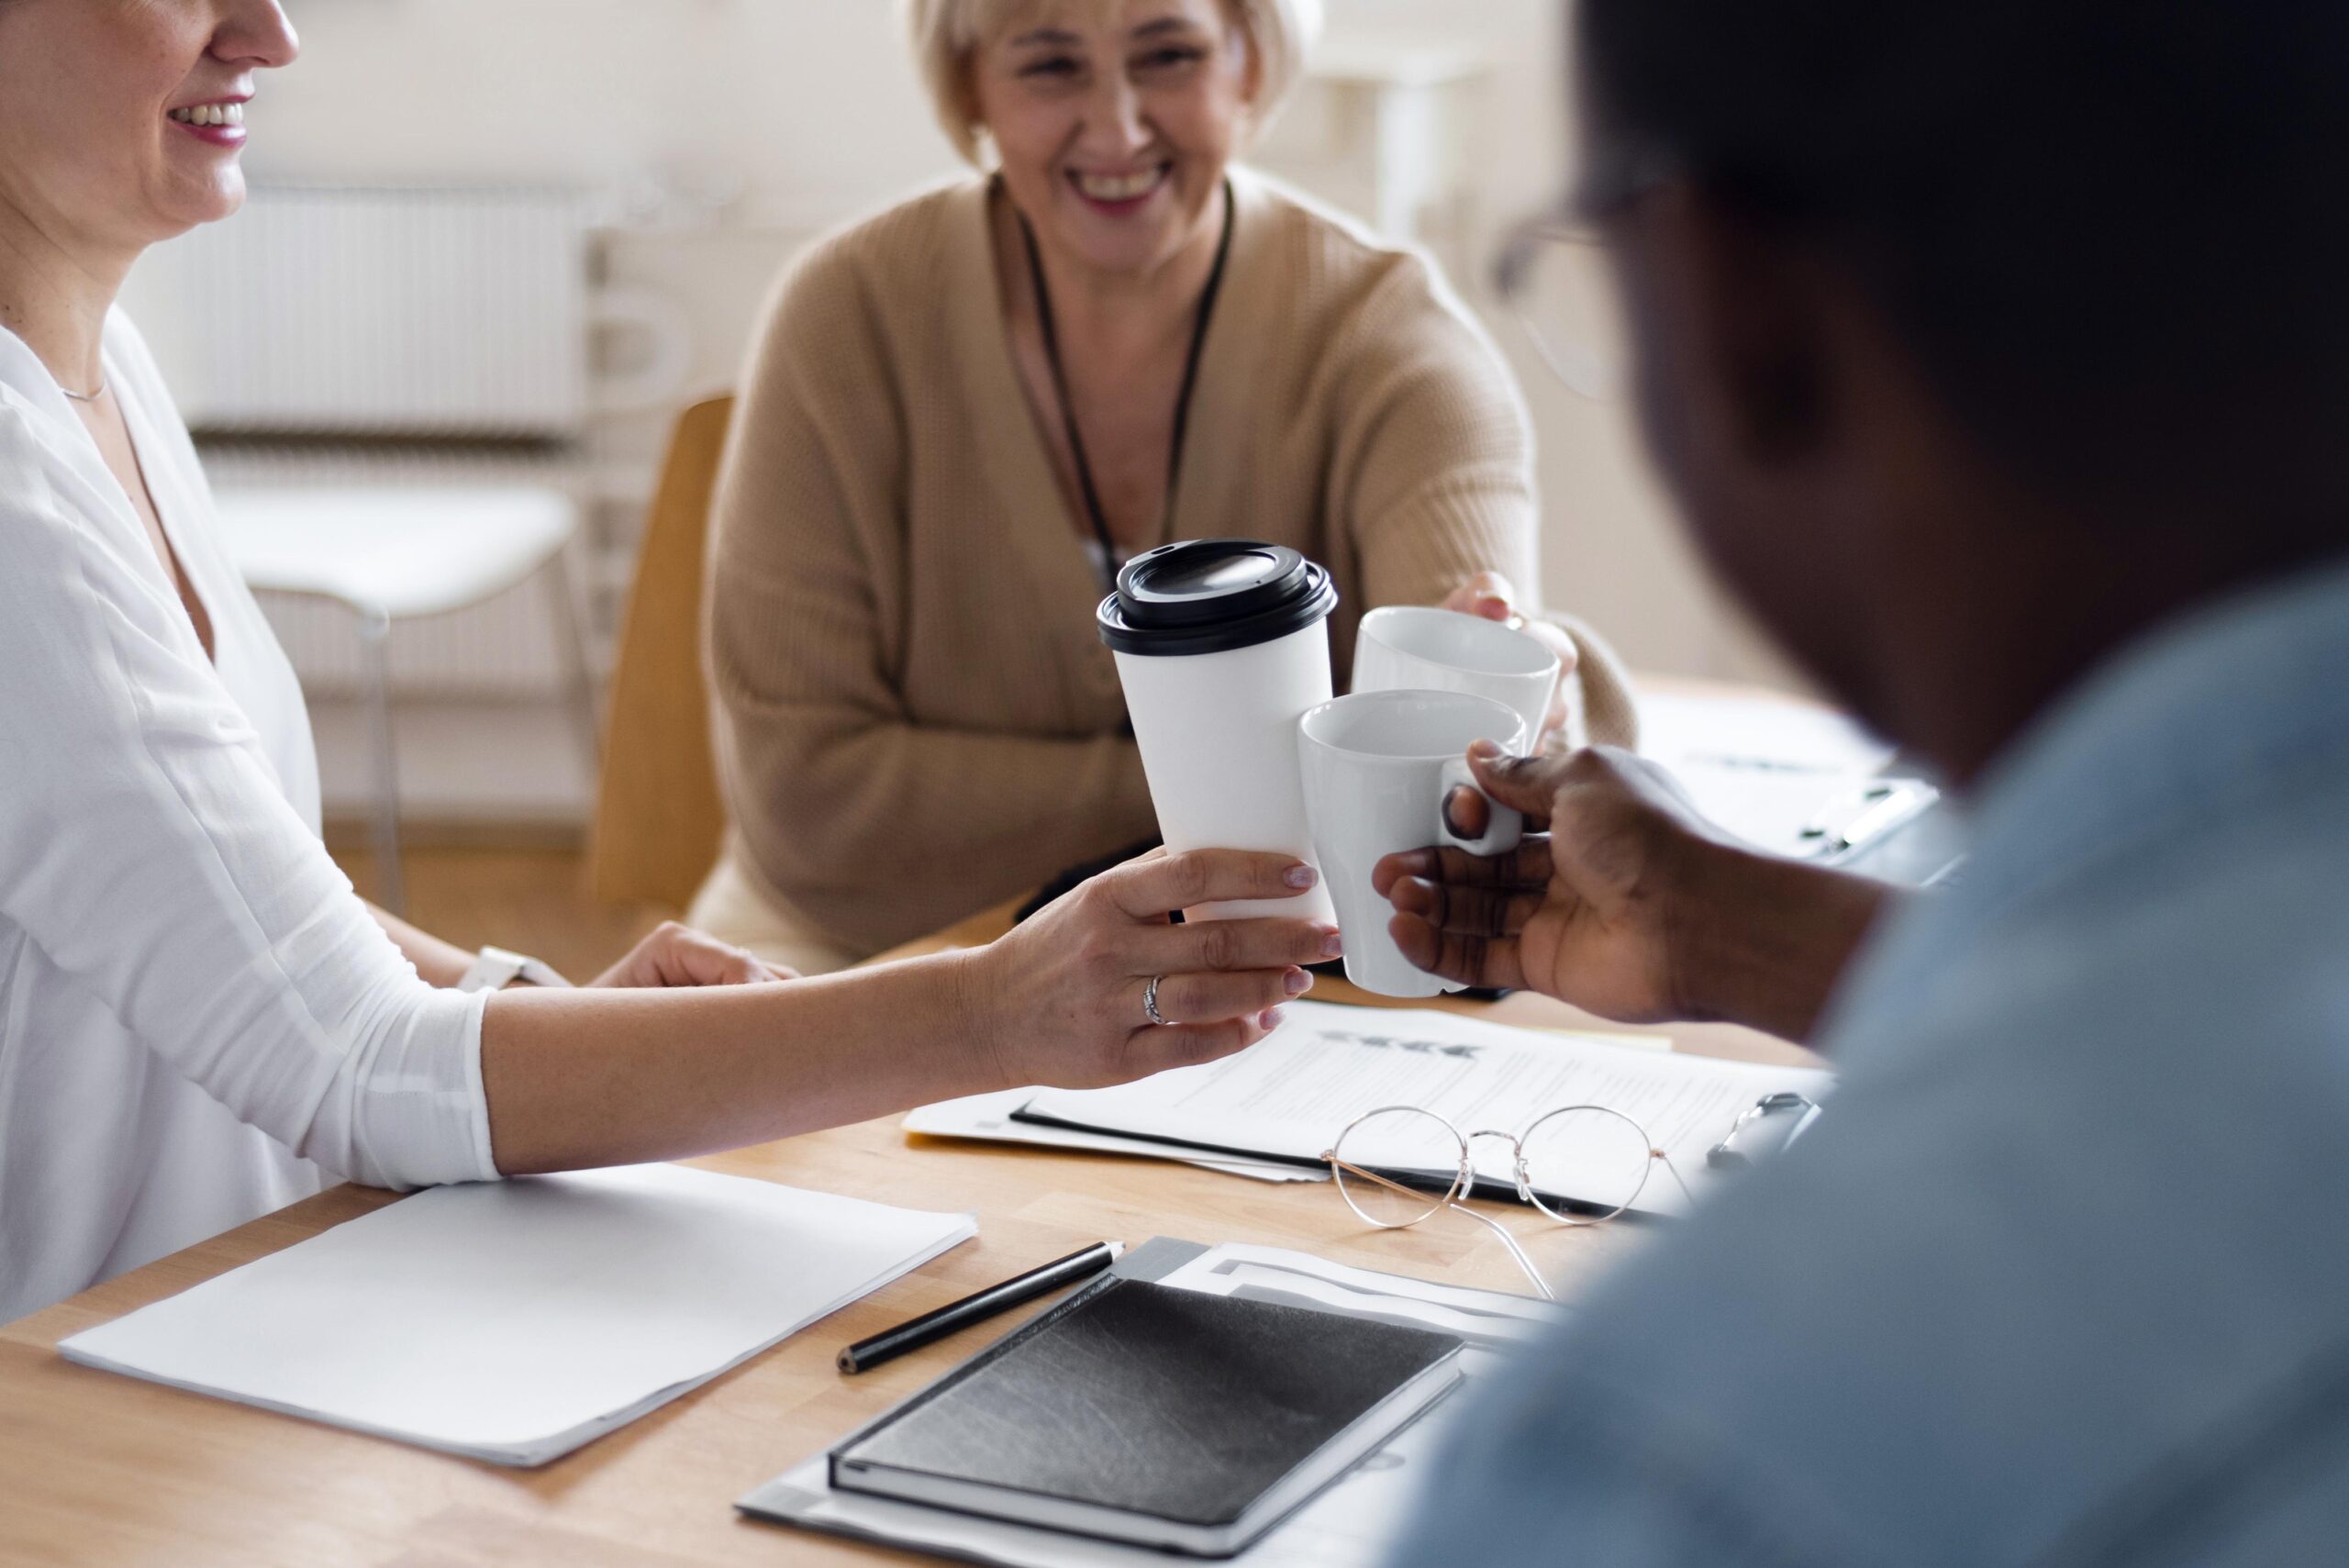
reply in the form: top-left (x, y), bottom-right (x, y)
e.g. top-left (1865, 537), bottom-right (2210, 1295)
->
top-left (588, 395), bottom-right (734, 909)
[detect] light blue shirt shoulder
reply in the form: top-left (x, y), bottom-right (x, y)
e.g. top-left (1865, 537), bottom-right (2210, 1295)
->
top-left (1388, 561), bottom-right (2349, 1567)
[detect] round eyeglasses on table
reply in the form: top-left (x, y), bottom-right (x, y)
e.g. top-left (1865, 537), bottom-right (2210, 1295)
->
top-left (1320, 1104), bottom-right (1696, 1304)
top-left (1321, 1095), bottom-right (1820, 1302)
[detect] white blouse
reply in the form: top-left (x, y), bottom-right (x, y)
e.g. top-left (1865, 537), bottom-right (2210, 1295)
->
top-left (0, 316), bottom-right (495, 1324)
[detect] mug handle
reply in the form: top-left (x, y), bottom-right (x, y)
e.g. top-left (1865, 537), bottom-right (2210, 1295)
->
top-left (1438, 758), bottom-right (1523, 857)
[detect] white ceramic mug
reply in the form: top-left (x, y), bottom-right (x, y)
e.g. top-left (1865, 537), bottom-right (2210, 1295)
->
top-left (1353, 606), bottom-right (1562, 745)
top-left (1297, 690), bottom-right (1528, 998)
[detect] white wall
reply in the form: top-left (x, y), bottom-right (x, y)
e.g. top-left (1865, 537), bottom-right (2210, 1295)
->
top-left (254, 3), bottom-right (946, 222)
top-left (240, 0), bottom-right (1788, 678)
top-left (208, 2), bottom-right (1801, 824)
top-left (244, 0), bottom-right (953, 453)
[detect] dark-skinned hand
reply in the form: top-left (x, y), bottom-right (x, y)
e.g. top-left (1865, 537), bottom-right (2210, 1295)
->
top-left (1375, 743), bottom-right (1896, 1041)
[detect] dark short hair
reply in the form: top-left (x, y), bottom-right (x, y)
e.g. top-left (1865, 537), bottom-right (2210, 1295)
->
top-left (1578, 0), bottom-right (2349, 538)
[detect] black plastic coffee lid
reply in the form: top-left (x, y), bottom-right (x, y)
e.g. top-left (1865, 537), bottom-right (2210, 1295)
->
top-left (1097, 539), bottom-right (1339, 657)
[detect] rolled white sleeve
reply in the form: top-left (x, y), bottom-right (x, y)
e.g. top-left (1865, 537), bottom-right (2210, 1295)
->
top-left (0, 417), bottom-right (495, 1189)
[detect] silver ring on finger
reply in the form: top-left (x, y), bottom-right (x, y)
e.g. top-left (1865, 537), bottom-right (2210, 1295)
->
top-left (1143, 973), bottom-right (1172, 1028)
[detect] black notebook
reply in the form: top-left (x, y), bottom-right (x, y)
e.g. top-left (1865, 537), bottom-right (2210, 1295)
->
top-left (827, 1277), bottom-right (1464, 1557)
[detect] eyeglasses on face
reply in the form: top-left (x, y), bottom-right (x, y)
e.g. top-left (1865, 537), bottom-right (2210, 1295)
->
top-left (1489, 143), bottom-right (1681, 403)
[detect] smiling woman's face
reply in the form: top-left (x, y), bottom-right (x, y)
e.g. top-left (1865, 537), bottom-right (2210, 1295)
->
top-left (0, 0), bottom-right (297, 259)
top-left (972, 0), bottom-right (1256, 281)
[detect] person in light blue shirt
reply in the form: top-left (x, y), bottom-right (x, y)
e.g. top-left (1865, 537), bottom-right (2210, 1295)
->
top-left (1373, 1), bottom-right (2349, 1561)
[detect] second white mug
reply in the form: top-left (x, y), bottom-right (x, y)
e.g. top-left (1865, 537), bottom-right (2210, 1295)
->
top-left (1297, 690), bottom-right (1528, 998)
top-left (1352, 606), bottom-right (1562, 744)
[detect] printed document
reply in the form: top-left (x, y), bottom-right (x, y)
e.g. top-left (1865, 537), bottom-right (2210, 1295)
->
top-left (907, 1088), bottom-right (1329, 1184)
top-left (1640, 688), bottom-right (1897, 776)
top-left (1020, 1002), bottom-right (1831, 1217)
top-left (1639, 690), bottom-right (1935, 861)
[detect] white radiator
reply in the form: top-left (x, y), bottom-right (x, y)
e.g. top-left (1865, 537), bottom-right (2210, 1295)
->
top-left (124, 184), bottom-right (592, 439)
top-left (117, 186), bottom-right (665, 702)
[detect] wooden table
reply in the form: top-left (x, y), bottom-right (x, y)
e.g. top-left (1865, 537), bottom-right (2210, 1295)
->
top-left (0, 904), bottom-right (1819, 1568)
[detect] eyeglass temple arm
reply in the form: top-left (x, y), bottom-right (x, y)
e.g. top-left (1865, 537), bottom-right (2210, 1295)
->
top-left (1322, 1152), bottom-right (1449, 1208)
top-left (1444, 1202), bottom-right (1557, 1304)
top-left (1321, 1152), bottom-right (1558, 1305)
top-left (1492, 214), bottom-right (1586, 296)
top-left (1653, 1149), bottom-right (1698, 1209)
top-left (1491, 214), bottom-right (1614, 402)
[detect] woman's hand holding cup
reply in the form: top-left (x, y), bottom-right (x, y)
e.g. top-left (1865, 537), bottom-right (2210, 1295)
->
top-left (968, 849), bottom-right (1341, 1090)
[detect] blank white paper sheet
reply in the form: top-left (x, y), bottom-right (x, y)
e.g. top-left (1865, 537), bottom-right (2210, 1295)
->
top-left (59, 1163), bottom-right (975, 1466)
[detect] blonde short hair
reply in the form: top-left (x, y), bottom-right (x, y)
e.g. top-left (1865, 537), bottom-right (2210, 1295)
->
top-left (902, 0), bottom-right (1321, 165)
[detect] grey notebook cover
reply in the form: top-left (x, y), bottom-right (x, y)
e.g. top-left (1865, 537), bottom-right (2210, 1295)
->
top-left (827, 1268), bottom-right (1461, 1537)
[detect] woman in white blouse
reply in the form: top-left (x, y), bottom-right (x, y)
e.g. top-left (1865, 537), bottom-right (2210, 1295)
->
top-left (0, 0), bottom-right (1333, 1323)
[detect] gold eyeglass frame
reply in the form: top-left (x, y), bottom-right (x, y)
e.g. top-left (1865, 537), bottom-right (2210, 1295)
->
top-left (1319, 1103), bottom-right (1698, 1304)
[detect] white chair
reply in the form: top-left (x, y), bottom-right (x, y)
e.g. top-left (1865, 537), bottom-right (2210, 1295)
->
top-left (212, 485), bottom-right (599, 915)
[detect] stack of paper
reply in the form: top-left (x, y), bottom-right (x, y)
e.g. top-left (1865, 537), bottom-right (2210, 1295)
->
top-left (1639, 688), bottom-right (1898, 776)
top-left (60, 1162), bottom-right (975, 1465)
top-left (907, 1089), bottom-right (1328, 1184)
top-left (1669, 762), bottom-right (1939, 862)
top-left (908, 1003), bottom-right (1829, 1217)
top-left (1640, 689), bottom-right (1936, 862)
top-left (1014, 1002), bottom-right (1832, 1218)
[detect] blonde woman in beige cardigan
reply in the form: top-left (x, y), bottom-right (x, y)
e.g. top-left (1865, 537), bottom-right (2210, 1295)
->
top-left (695, 0), bottom-right (1637, 973)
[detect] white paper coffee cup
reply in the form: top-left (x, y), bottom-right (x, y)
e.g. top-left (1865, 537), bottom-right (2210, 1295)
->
top-left (1100, 540), bottom-right (1341, 924)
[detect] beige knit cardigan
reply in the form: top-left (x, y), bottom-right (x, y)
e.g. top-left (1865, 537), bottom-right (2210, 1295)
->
top-left (704, 168), bottom-right (1636, 958)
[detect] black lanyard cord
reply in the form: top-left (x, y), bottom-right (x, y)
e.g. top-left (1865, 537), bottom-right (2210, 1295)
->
top-left (1017, 177), bottom-right (1236, 595)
